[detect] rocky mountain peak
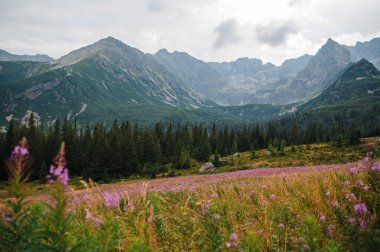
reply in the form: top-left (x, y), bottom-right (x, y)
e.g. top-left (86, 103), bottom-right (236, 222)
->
top-left (340, 58), bottom-right (380, 80)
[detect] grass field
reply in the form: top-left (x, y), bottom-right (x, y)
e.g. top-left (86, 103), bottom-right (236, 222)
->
top-left (0, 138), bottom-right (379, 251)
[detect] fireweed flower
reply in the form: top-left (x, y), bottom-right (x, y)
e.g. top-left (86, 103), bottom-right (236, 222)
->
top-left (6, 137), bottom-right (30, 179)
top-left (46, 142), bottom-right (69, 185)
top-left (354, 203), bottom-right (368, 215)
top-left (331, 200), bottom-right (339, 207)
top-left (348, 217), bottom-right (356, 225)
top-left (210, 193), bottom-right (219, 199)
top-left (10, 138), bottom-right (29, 159)
top-left (226, 233), bottom-right (238, 248)
top-left (328, 225), bottom-right (335, 237)
top-left (345, 193), bottom-right (356, 202)
top-left (359, 218), bottom-right (367, 231)
top-left (372, 162), bottom-right (380, 171)
top-left (85, 209), bottom-right (105, 228)
top-left (104, 192), bottom-right (121, 208)
top-left (355, 180), bottom-right (363, 186)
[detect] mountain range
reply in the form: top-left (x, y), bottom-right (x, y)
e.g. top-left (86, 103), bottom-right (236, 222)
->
top-left (155, 38), bottom-right (380, 105)
top-left (0, 49), bottom-right (53, 62)
top-left (0, 36), bottom-right (379, 127)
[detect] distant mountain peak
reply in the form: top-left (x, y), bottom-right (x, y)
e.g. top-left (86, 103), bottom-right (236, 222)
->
top-left (95, 36), bottom-right (124, 46)
top-left (156, 48), bottom-right (169, 55)
top-left (340, 58), bottom-right (380, 79)
top-left (0, 49), bottom-right (53, 62)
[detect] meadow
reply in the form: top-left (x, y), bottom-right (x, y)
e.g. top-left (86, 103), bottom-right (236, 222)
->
top-left (0, 138), bottom-right (379, 251)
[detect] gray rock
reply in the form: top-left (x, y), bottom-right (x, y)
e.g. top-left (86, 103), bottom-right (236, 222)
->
top-left (232, 152), bottom-right (240, 158)
top-left (199, 162), bottom-right (215, 173)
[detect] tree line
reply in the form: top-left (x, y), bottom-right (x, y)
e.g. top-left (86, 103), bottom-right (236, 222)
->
top-left (0, 110), bottom-right (378, 182)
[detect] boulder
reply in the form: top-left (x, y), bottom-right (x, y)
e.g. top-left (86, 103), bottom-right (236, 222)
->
top-left (232, 152), bottom-right (240, 158)
top-left (199, 162), bottom-right (215, 173)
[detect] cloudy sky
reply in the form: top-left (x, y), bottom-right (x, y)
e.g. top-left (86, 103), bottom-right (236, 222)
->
top-left (0, 0), bottom-right (379, 65)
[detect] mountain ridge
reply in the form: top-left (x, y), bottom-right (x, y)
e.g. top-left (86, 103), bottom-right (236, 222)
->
top-left (0, 49), bottom-right (53, 62)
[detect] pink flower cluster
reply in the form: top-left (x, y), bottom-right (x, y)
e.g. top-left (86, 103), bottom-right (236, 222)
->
top-left (47, 142), bottom-right (69, 185)
top-left (225, 233), bottom-right (238, 248)
top-left (104, 192), bottom-right (121, 208)
top-left (10, 144), bottom-right (29, 159)
top-left (85, 209), bottom-right (104, 228)
top-left (47, 164), bottom-right (69, 185)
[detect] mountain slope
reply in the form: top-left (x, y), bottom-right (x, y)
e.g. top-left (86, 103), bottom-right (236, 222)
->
top-left (0, 37), bottom-right (215, 126)
top-left (155, 50), bottom-right (313, 105)
top-left (300, 59), bottom-right (380, 111)
top-left (277, 38), bottom-right (353, 103)
top-left (345, 38), bottom-right (380, 69)
top-left (0, 49), bottom-right (53, 62)
top-left (153, 49), bottom-right (225, 95)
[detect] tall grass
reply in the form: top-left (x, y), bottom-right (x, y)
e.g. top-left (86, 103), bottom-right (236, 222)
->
top-left (1, 139), bottom-right (379, 251)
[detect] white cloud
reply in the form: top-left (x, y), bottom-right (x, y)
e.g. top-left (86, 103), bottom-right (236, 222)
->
top-left (0, 0), bottom-right (379, 65)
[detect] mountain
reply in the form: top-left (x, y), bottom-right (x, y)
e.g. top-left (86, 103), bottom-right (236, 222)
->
top-left (153, 49), bottom-right (226, 99)
top-left (271, 38), bottom-right (353, 104)
top-left (300, 58), bottom-right (380, 112)
top-left (0, 49), bottom-right (53, 62)
top-left (155, 50), bottom-right (313, 105)
top-left (155, 38), bottom-right (380, 106)
top-left (345, 38), bottom-right (380, 69)
top-left (0, 37), bottom-right (217, 126)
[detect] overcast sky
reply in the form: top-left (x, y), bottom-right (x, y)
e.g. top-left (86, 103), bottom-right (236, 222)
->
top-left (0, 0), bottom-right (379, 65)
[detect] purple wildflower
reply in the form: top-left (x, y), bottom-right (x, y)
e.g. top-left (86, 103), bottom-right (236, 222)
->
top-left (46, 142), bottom-right (69, 185)
top-left (262, 184), bottom-right (267, 189)
top-left (278, 223), bottom-right (285, 230)
top-left (344, 181), bottom-right (351, 186)
top-left (372, 162), bottom-right (380, 171)
top-left (10, 143), bottom-right (29, 159)
top-left (47, 165), bottom-right (69, 185)
top-left (359, 218), bottom-right (367, 231)
top-left (354, 203), bottom-right (368, 215)
top-left (349, 167), bottom-right (357, 174)
top-left (104, 192), bottom-right (120, 208)
top-left (363, 185), bottom-right (369, 191)
top-left (328, 225), bottom-right (335, 237)
top-left (230, 233), bottom-right (238, 241)
top-left (319, 213), bottom-right (326, 222)
top-left (269, 194), bottom-right (276, 200)
top-left (331, 200), bottom-right (339, 207)
top-left (127, 200), bottom-right (135, 210)
top-left (326, 191), bottom-right (331, 196)
top-left (303, 244), bottom-right (310, 250)
top-left (226, 233), bottom-right (238, 248)
top-left (345, 193), bottom-right (356, 202)
top-left (201, 200), bottom-right (211, 216)
top-left (210, 193), bottom-right (219, 199)
top-left (355, 180), bottom-right (363, 186)
top-left (85, 209), bottom-right (104, 228)
top-left (348, 217), bottom-right (356, 225)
